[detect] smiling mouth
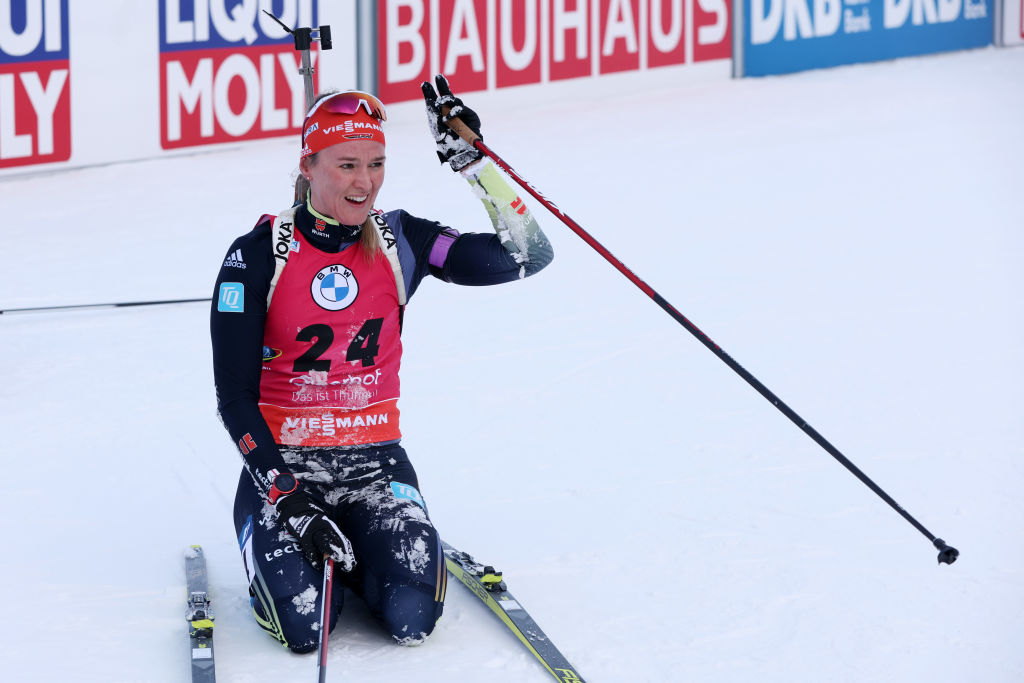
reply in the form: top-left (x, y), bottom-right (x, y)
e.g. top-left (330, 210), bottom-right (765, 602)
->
top-left (345, 195), bottom-right (368, 204)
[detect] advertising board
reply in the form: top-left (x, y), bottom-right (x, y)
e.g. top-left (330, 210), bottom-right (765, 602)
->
top-left (736, 0), bottom-right (993, 76)
top-left (375, 0), bottom-right (732, 103)
top-left (159, 0), bottom-right (321, 149)
top-left (0, 0), bottom-right (71, 169)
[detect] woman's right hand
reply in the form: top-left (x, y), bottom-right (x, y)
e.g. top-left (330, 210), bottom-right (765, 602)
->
top-left (275, 490), bottom-right (356, 572)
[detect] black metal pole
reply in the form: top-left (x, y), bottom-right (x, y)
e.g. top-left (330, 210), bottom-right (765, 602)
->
top-left (261, 10), bottom-right (331, 203)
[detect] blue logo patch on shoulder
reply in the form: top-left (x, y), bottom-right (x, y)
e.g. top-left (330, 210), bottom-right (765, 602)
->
top-left (238, 515), bottom-right (253, 548)
top-left (390, 482), bottom-right (425, 509)
top-left (218, 282), bottom-right (244, 312)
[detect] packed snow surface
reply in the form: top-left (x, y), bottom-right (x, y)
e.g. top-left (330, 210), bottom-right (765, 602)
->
top-left (1, 47), bottom-right (1022, 682)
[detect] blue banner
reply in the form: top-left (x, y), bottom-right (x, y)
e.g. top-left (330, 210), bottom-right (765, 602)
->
top-left (0, 0), bottom-right (70, 63)
top-left (159, 0), bottom-right (318, 52)
top-left (741, 0), bottom-right (993, 76)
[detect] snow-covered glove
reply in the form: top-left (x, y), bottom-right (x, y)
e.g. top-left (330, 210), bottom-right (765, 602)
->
top-left (421, 74), bottom-right (484, 172)
top-left (276, 491), bottom-right (355, 572)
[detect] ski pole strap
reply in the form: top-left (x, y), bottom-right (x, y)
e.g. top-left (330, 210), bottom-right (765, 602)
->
top-left (268, 207), bottom-right (407, 308)
top-left (267, 206), bottom-right (300, 309)
top-left (366, 211), bottom-right (407, 306)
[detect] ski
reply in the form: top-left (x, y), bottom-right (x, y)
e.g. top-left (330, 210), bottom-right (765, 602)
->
top-left (442, 541), bottom-right (585, 683)
top-left (185, 545), bottom-right (216, 682)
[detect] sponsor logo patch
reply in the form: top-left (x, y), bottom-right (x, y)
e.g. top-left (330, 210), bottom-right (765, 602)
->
top-left (390, 482), bottom-right (425, 509)
top-left (312, 217), bottom-right (330, 238)
top-left (218, 282), bottom-right (244, 312)
top-left (237, 433), bottom-right (257, 455)
top-left (311, 265), bottom-right (358, 311)
top-left (223, 248), bottom-right (246, 268)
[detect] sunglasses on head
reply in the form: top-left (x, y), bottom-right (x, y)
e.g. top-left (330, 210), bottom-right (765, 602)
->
top-left (308, 91), bottom-right (388, 122)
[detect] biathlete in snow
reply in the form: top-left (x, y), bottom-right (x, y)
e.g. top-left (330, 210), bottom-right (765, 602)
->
top-left (210, 75), bottom-right (553, 652)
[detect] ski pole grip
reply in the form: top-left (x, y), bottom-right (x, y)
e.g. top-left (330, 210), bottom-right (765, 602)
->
top-left (440, 106), bottom-right (481, 146)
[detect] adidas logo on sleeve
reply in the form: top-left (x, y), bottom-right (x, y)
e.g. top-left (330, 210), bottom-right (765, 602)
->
top-left (223, 248), bottom-right (246, 269)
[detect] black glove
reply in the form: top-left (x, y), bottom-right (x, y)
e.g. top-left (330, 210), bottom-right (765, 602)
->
top-left (421, 73), bottom-right (484, 172)
top-left (275, 491), bottom-right (355, 572)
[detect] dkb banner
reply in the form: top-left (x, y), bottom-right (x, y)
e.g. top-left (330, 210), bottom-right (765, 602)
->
top-left (735, 0), bottom-right (993, 76)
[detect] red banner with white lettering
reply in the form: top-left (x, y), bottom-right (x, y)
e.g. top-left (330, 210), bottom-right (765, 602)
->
top-left (376, 0), bottom-right (731, 104)
top-left (158, 0), bottom-right (319, 150)
top-left (0, 0), bottom-right (71, 169)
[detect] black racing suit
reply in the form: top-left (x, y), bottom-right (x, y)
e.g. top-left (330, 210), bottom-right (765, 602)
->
top-left (211, 167), bottom-right (553, 651)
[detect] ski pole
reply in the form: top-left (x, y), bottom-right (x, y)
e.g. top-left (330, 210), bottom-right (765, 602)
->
top-left (441, 111), bottom-right (959, 566)
top-left (0, 297), bottom-right (210, 315)
top-left (317, 557), bottom-right (335, 683)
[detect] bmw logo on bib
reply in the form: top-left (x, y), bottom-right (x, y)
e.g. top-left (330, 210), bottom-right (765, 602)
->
top-left (311, 265), bottom-right (359, 311)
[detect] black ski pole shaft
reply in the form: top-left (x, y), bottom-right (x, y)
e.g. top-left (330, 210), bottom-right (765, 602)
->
top-left (317, 558), bottom-right (335, 683)
top-left (441, 113), bottom-right (958, 565)
top-left (0, 297), bottom-right (210, 315)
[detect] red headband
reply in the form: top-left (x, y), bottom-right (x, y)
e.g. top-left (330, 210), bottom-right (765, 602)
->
top-left (301, 92), bottom-right (387, 158)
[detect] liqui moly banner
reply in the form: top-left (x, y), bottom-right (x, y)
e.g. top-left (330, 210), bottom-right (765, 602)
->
top-left (735, 0), bottom-right (993, 76)
top-left (159, 0), bottom-right (321, 149)
top-left (0, 0), bottom-right (71, 169)
top-left (374, 0), bottom-right (732, 104)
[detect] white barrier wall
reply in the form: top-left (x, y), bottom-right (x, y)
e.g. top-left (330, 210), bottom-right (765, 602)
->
top-left (21, 0), bottom-right (1014, 175)
top-left (2, 0), bottom-right (739, 176)
top-left (0, 1), bottom-right (357, 176)
top-left (2, 0), bottom-right (741, 177)
top-left (1001, 0), bottom-right (1024, 44)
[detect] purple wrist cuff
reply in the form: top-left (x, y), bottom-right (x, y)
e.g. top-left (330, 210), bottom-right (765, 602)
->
top-left (429, 229), bottom-right (459, 269)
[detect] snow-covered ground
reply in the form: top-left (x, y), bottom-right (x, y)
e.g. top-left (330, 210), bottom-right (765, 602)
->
top-left (1, 46), bottom-right (1022, 682)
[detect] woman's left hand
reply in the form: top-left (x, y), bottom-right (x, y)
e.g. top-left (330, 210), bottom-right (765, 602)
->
top-left (421, 74), bottom-right (484, 172)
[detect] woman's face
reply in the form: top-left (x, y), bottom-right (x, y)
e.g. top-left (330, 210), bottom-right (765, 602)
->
top-left (301, 140), bottom-right (386, 225)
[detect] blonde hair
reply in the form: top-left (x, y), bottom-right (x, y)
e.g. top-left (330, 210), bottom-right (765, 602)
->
top-left (359, 214), bottom-right (379, 259)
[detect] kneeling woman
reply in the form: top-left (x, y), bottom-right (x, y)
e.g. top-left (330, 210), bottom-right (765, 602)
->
top-left (210, 77), bottom-right (553, 652)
